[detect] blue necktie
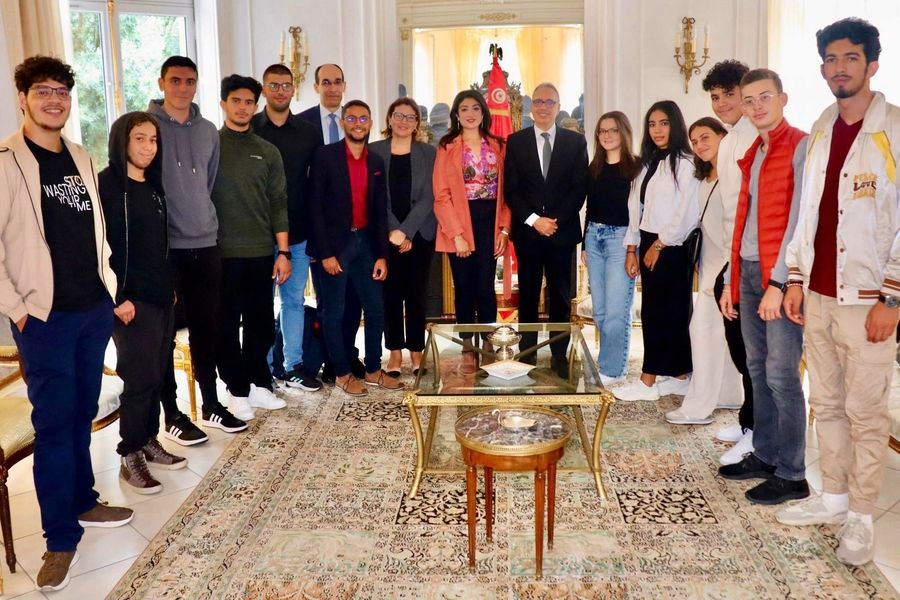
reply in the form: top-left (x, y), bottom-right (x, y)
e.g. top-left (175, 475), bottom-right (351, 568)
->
top-left (328, 113), bottom-right (339, 144)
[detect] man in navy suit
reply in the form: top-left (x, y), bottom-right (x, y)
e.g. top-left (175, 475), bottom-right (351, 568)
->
top-left (298, 63), bottom-right (365, 381)
top-left (307, 100), bottom-right (402, 396)
top-left (504, 83), bottom-right (588, 376)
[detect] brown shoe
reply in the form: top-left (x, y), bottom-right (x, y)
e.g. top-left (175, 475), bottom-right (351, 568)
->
top-left (36, 550), bottom-right (79, 591)
top-left (336, 374), bottom-right (367, 396)
top-left (365, 370), bottom-right (404, 390)
top-left (142, 438), bottom-right (188, 470)
top-left (77, 501), bottom-right (134, 527)
top-left (120, 451), bottom-right (163, 495)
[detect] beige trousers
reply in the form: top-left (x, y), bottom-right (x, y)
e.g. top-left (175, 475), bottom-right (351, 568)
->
top-left (805, 292), bottom-right (895, 514)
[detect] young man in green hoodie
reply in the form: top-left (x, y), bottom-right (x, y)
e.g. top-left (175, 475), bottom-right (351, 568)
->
top-left (211, 74), bottom-right (291, 416)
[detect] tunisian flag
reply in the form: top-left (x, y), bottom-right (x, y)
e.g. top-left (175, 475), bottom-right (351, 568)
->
top-left (486, 55), bottom-right (513, 140)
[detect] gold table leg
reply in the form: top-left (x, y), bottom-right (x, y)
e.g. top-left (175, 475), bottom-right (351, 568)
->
top-left (406, 392), bottom-right (426, 498)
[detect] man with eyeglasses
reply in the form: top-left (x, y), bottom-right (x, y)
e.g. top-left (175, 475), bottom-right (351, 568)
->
top-left (307, 100), bottom-right (402, 396)
top-left (251, 64), bottom-right (322, 393)
top-left (778, 18), bottom-right (900, 566)
top-left (299, 63), bottom-right (366, 383)
top-left (718, 68), bottom-right (810, 507)
top-left (0, 55), bottom-right (133, 591)
top-left (503, 82), bottom-right (588, 378)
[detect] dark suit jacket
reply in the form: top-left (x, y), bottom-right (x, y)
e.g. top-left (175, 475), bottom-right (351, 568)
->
top-left (503, 127), bottom-right (588, 248)
top-left (298, 105), bottom-right (329, 146)
top-left (307, 141), bottom-right (390, 262)
top-left (368, 139), bottom-right (437, 241)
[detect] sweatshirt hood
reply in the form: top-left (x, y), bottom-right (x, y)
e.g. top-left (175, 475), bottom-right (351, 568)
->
top-left (107, 111), bottom-right (165, 193)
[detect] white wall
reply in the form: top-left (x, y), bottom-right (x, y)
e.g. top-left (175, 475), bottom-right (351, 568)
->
top-left (216, 0), bottom-right (399, 123)
top-left (584, 0), bottom-right (766, 148)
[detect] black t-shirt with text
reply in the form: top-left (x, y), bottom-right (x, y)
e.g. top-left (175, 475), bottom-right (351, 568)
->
top-left (25, 137), bottom-right (107, 311)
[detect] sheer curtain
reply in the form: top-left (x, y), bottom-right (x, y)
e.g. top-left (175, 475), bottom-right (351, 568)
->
top-left (768, 0), bottom-right (900, 131)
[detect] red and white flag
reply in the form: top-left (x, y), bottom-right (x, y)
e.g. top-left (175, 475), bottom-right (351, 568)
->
top-left (486, 55), bottom-right (513, 140)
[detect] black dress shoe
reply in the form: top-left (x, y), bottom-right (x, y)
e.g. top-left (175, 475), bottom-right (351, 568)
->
top-left (718, 453), bottom-right (776, 480)
top-left (551, 355), bottom-right (569, 379)
top-left (321, 364), bottom-right (336, 385)
top-left (746, 476), bottom-right (810, 505)
top-left (350, 359), bottom-right (367, 379)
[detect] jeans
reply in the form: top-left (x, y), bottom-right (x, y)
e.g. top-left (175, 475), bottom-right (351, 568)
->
top-left (314, 230), bottom-right (385, 376)
top-left (584, 222), bottom-right (634, 378)
top-left (739, 259), bottom-right (805, 481)
top-left (112, 301), bottom-right (174, 455)
top-left (277, 241), bottom-right (310, 372)
top-left (11, 299), bottom-right (114, 551)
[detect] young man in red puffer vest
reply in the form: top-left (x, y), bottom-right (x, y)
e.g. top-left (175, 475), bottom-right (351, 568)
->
top-left (717, 68), bottom-right (810, 506)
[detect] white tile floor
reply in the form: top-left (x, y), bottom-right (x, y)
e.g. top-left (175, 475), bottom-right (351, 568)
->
top-left (3, 334), bottom-right (900, 597)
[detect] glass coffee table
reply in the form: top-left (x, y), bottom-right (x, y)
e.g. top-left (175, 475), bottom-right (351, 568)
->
top-left (405, 323), bottom-right (616, 500)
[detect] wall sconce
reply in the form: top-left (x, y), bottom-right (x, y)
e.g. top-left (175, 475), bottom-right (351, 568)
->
top-left (673, 17), bottom-right (709, 94)
top-left (279, 26), bottom-right (310, 98)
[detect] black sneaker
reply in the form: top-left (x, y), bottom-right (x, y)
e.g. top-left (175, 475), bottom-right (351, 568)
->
top-left (718, 453), bottom-right (776, 481)
top-left (322, 363), bottom-right (336, 385)
top-left (163, 414), bottom-right (209, 446)
top-left (746, 476), bottom-right (810, 505)
top-left (201, 405), bottom-right (248, 433)
top-left (283, 369), bottom-right (323, 391)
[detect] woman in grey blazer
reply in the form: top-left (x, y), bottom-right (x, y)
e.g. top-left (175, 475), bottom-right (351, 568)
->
top-left (369, 97), bottom-right (437, 376)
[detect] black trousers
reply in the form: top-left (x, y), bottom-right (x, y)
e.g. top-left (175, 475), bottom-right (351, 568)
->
top-left (384, 233), bottom-right (434, 352)
top-left (161, 246), bottom-right (223, 420)
top-left (639, 230), bottom-right (692, 376)
top-left (216, 255), bottom-right (277, 396)
top-left (113, 301), bottom-right (174, 455)
top-left (449, 199), bottom-right (497, 338)
top-left (516, 238), bottom-right (574, 357)
top-left (714, 265), bottom-right (754, 430)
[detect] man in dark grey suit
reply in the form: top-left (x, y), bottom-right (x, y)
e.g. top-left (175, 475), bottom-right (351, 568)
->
top-left (504, 83), bottom-right (588, 376)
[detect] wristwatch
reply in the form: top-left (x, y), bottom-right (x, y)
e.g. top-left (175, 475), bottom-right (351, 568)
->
top-left (277, 250), bottom-right (292, 260)
top-left (767, 279), bottom-right (787, 293)
top-left (653, 242), bottom-right (664, 251)
top-left (879, 293), bottom-right (900, 308)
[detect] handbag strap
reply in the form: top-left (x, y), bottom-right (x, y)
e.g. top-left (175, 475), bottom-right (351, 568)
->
top-left (699, 179), bottom-right (719, 224)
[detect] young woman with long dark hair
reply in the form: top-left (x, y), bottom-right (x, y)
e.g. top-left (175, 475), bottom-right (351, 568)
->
top-left (615, 100), bottom-right (699, 401)
top-left (582, 111), bottom-right (641, 386)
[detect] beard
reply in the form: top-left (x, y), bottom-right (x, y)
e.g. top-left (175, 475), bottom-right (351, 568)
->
top-left (25, 103), bottom-right (66, 132)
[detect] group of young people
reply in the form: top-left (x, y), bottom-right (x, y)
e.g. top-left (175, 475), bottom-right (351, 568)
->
top-left (586, 17), bottom-right (898, 568)
top-left (0, 14), bottom-right (897, 592)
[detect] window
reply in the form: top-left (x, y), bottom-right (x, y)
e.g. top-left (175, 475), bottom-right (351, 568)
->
top-left (66, 1), bottom-right (196, 167)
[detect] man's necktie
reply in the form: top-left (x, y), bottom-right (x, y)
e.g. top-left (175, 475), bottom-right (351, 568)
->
top-left (328, 113), bottom-right (339, 144)
top-left (541, 132), bottom-right (551, 180)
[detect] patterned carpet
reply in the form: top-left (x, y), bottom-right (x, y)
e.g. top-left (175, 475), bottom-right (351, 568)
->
top-left (109, 380), bottom-right (899, 599)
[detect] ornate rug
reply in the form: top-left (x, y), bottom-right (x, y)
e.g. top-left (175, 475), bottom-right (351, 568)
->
top-left (109, 381), bottom-right (899, 599)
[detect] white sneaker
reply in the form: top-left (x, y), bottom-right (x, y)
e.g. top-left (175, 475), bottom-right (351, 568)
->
top-left (665, 408), bottom-right (713, 425)
top-left (600, 373), bottom-right (625, 387)
top-left (836, 512), bottom-right (875, 566)
top-left (248, 384), bottom-right (287, 410)
top-left (613, 379), bottom-right (660, 402)
top-left (658, 376), bottom-right (690, 396)
top-left (719, 430), bottom-right (754, 465)
top-left (228, 394), bottom-right (255, 421)
top-left (775, 494), bottom-right (848, 526)
top-left (715, 424), bottom-right (743, 443)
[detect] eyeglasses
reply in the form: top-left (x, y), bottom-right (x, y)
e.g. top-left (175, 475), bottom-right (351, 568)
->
top-left (391, 112), bottom-right (418, 123)
top-left (30, 85), bottom-right (71, 100)
top-left (343, 115), bottom-right (370, 124)
top-left (318, 79), bottom-right (344, 88)
top-left (532, 99), bottom-right (558, 108)
top-left (598, 128), bottom-right (620, 136)
top-left (741, 92), bottom-right (780, 109)
top-left (265, 82), bottom-right (293, 92)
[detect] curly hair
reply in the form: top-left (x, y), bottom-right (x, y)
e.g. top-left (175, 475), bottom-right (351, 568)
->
top-left (14, 55), bottom-right (75, 93)
top-left (220, 74), bottom-right (262, 102)
top-left (816, 18), bottom-right (881, 63)
top-left (702, 60), bottom-right (749, 93)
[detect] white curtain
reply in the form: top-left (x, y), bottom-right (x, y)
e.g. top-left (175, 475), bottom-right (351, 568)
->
top-left (768, 0), bottom-right (900, 131)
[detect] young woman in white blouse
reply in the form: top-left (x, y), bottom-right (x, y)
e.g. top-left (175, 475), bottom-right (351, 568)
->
top-left (616, 100), bottom-right (699, 401)
top-left (665, 117), bottom-right (745, 424)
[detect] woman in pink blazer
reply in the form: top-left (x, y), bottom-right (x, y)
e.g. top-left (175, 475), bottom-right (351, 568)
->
top-left (433, 90), bottom-right (511, 338)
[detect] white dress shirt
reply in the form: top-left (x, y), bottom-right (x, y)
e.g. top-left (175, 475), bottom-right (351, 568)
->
top-left (318, 105), bottom-right (344, 144)
top-left (525, 123), bottom-right (557, 226)
top-left (625, 153), bottom-right (700, 247)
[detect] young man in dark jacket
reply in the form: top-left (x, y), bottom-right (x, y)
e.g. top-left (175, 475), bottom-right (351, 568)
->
top-left (99, 111), bottom-right (188, 496)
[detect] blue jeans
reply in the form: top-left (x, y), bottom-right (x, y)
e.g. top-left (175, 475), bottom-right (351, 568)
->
top-left (584, 222), bottom-right (634, 378)
top-left (277, 241), bottom-right (310, 372)
top-left (739, 260), bottom-right (806, 481)
top-left (11, 299), bottom-right (114, 551)
top-left (314, 230), bottom-right (384, 376)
